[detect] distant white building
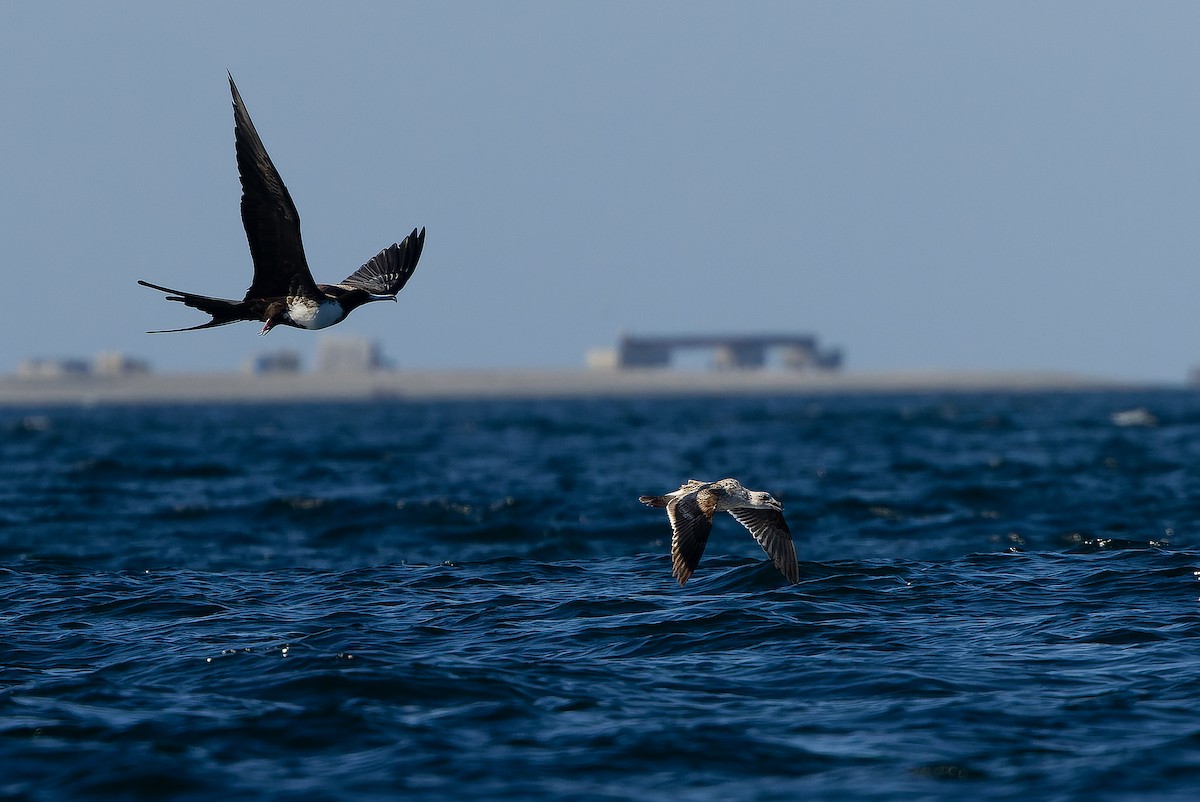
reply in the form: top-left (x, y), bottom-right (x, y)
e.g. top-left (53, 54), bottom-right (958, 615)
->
top-left (17, 352), bottom-right (151, 379)
top-left (585, 348), bottom-right (619, 370)
top-left (92, 352), bottom-right (151, 376)
top-left (17, 358), bottom-right (91, 378)
top-left (315, 337), bottom-right (389, 373)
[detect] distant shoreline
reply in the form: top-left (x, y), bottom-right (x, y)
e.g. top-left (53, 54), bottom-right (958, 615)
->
top-left (0, 368), bottom-right (1168, 406)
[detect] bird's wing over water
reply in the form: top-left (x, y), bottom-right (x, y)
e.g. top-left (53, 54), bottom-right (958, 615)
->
top-left (726, 508), bottom-right (799, 583)
top-left (339, 227), bottom-right (426, 295)
top-left (667, 487), bottom-right (719, 586)
top-left (229, 74), bottom-right (321, 302)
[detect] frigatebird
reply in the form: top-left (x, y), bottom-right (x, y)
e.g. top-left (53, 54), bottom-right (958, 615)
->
top-left (140, 74), bottom-right (425, 335)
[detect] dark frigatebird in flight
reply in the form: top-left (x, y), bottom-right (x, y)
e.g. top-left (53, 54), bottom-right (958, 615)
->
top-left (140, 74), bottom-right (425, 335)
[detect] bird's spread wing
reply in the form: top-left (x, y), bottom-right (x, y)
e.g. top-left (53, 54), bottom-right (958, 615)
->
top-left (727, 508), bottom-right (799, 584)
top-left (338, 227), bottom-right (425, 295)
top-left (229, 74), bottom-right (321, 302)
top-left (667, 488), bottom-right (718, 585)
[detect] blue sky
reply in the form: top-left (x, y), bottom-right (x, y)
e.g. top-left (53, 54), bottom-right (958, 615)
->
top-left (2, 2), bottom-right (1198, 381)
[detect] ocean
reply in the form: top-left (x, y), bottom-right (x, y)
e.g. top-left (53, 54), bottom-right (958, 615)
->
top-left (2, 390), bottom-right (1199, 800)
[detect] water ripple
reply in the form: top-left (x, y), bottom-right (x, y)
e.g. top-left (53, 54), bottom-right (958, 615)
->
top-left (3, 393), bottom-right (1200, 799)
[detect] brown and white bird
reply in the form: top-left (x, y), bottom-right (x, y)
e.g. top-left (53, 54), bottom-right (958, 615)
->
top-left (639, 478), bottom-right (799, 586)
top-left (139, 73), bottom-right (425, 335)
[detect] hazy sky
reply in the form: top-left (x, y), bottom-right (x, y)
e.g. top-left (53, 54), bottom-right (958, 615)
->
top-left (3, 2), bottom-right (1198, 381)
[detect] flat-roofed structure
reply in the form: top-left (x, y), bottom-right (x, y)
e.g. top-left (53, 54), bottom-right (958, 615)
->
top-left (614, 333), bottom-right (843, 371)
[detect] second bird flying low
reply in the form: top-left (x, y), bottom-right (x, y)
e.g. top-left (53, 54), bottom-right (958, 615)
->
top-left (140, 74), bottom-right (425, 335)
top-left (640, 478), bottom-right (799, 586)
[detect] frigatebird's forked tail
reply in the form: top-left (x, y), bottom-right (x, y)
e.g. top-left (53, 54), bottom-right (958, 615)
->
top-left (136, 280), bottom-right (254, 333)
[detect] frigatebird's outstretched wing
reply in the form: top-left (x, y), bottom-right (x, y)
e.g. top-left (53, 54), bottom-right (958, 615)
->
top-left (229, 73), bottom-right (321, 302)
top-left (338, 227), bottom-right (426, 296)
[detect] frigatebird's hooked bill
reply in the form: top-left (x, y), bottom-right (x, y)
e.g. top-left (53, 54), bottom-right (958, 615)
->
top-left (140, 74), bottom-right (425, 335)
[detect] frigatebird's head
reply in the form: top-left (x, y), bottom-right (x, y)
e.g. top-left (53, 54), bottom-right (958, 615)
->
top-left (260, 301), bottom-right (287, 336)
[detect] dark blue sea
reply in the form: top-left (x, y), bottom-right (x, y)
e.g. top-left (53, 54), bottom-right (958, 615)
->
top-left (3, 390), bottom-right (1200, 800)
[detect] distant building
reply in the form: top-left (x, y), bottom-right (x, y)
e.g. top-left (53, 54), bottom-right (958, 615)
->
top-left (17, 352), bottom-right (151, 379)
top-left (92, 352), bottom-right (151, 376)
top-left (17, 358), bottom-right (91, 379)
top-left (243, 350), bottom-right (303, 375)
top-left (594, 333), bottom-right (843, 372)
top-left (585, 348), bottom-right (619, 370)
top-left (315, 337), bottom-right (389, 373)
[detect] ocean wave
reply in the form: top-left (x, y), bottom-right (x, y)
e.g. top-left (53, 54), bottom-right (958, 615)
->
top-left (5, 392), bottom-right (1200, 799)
